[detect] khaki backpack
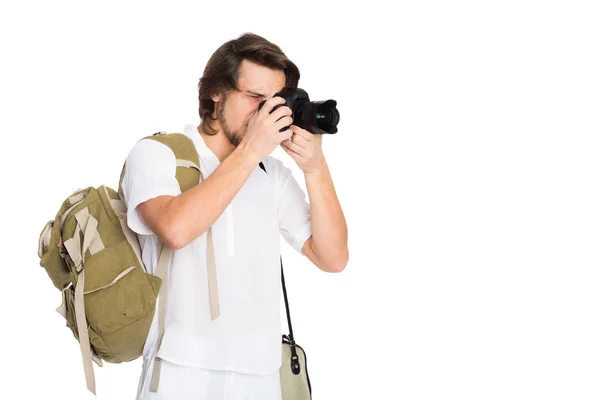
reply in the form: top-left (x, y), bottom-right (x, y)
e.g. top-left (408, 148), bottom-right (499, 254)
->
top-left (37, 132), bottom-right (221, 395)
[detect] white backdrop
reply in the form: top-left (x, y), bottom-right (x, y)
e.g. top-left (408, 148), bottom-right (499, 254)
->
top-left (1, 1), bottom-right (599, 399)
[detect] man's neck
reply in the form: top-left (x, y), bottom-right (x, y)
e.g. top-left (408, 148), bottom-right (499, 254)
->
top-left (196, 125), bottom-right (236, 163)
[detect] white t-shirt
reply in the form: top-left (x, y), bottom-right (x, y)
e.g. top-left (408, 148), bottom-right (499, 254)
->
top-left (120, 124), bottom-right (312, 375)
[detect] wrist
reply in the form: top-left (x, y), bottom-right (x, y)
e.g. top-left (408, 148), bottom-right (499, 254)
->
top-left (234, 142), bottom-right (262, 169)
top-left (304, 158), bottom-right (328, 177)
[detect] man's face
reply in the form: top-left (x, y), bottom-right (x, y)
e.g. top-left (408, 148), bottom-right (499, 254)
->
top-left (213, 59), bottom-right (287, 147)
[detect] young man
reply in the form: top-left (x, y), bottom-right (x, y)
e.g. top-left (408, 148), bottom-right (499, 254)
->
top-left (121, 32), bottom-right (348, 400)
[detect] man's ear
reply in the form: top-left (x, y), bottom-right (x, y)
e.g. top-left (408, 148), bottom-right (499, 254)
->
top-left (211, 94), bottom-right (220, 103)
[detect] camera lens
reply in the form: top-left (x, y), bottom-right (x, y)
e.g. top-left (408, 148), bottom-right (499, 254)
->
top-left (315, 102), bottom-right (340, 132)
top-left (316, 113), bottom-right (331, 122)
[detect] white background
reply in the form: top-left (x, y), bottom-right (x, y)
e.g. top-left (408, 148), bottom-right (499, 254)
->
top-left (1, 1), bottom-right (599, 399)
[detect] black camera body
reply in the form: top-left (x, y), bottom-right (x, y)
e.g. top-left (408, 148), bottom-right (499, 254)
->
top-left (258, 87), bottom-right (340, 134)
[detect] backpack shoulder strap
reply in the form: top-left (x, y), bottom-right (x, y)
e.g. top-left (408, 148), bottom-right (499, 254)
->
top-left (118, 132), bottom-right (201, 198)
top-left (143, 132), bottom-right (201, 192)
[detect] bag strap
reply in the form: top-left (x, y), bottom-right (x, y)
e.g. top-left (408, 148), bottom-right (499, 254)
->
top-left (149, 242), bottom-right (172, 393)
top-left (145, 132), bottom-right (220, 392)
top-left (147, 132), bottom-right (221, 321)
top-left (62, 205), bottom-right (107, 395)
top-left (256, 163), bottom-right (299, 347)
top-left (258, 162), bottom-right (303, 374)
top-left (280, 256), bottom-right (296, 342)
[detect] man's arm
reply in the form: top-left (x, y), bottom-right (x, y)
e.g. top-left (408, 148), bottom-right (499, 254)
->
top-left (301, 159), bottom-right (349, 273)
top-left (137, 144), bottom-right (257, 250)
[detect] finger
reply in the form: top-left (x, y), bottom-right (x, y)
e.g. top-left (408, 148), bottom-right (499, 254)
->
top-left (280, 142), bottom-right (303, 163)
top-left (266, 105), bottom-right (293, 125)
top-left (290, 133), bottom-right (311, 150)
top-left (281, 138), bottom-right (310, 159)
top-left (290, 125), bottom-right (312, 140)
top-left (274, 115), bottom-right (294, 132)
top-left (258, 96), bottom-right (286, 117)
top-left (277, 128), bottom-right (293, 142)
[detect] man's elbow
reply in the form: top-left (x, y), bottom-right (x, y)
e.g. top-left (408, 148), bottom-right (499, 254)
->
top-left (163, 234), bottom-right (185, 251)
top-left (138, 196), bottom-right (188, 250)
top-left (162, 220), bottom-right (213, 251)
top-left (323, 247), bottom-right (349, 273)
top-left (160, 221), bottom-right (189, 251)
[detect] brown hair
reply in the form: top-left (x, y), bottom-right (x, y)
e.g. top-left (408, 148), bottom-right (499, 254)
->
top-left (197, 32), bottom-right (300, 135)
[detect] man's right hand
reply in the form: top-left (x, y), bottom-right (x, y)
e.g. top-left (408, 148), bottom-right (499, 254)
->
top-left (240, 96), bottom-right (294, 163)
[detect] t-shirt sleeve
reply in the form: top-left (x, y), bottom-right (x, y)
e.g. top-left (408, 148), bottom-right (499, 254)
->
top-left (120, 139), bottom-right (182, 235)
top-left (271, 158), bottom-right (313, 256)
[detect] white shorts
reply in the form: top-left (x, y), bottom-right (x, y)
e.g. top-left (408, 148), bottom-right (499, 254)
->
top-left (136, 358), bottom-right (282, 400)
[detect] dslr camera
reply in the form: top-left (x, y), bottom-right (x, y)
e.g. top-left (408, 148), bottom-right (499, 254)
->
top-left (258, 87), bottom-right (340, 134)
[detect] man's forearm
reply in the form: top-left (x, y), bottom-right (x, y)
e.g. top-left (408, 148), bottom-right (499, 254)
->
top-left (304, 159), bottom-right (348, 269)
top-left (164, 143), bottom-right (259, 249)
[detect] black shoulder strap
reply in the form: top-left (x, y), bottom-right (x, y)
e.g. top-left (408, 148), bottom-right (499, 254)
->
top-left (258, 161), bottom-right (298, 346)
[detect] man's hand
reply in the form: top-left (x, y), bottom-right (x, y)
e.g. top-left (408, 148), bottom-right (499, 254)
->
top-left (279, 125), bottom-right (325, 175)
top-left (240, 96), bottom-right (294, 164)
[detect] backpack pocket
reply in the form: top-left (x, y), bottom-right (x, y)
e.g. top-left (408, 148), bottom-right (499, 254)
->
top-left (77, 238), bottom-right (162, 362)
top-left (38, 220), bottom-right (73, 290)
top-left (82, 240), bottom-right (158, 336)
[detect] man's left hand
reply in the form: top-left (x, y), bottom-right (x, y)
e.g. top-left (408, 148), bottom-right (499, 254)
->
top-left (279, 125), bottom-right (325, 175)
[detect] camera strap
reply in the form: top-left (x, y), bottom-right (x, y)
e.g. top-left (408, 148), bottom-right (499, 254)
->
top-left (258, 161), bottom-right (297, 344)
